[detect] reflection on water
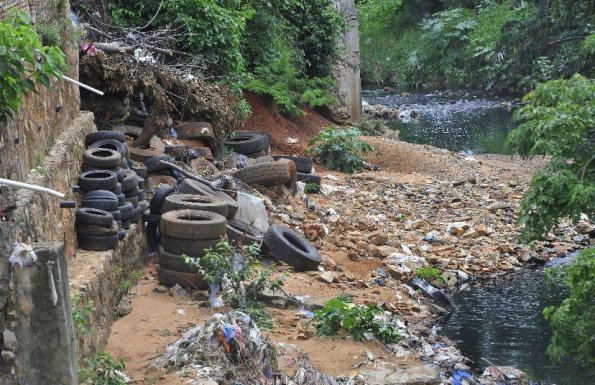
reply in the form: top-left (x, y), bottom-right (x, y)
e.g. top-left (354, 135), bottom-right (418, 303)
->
top-left (362, 89), bottom-right (516, 154)
top-left (441, 267), bottom-right (595, 385)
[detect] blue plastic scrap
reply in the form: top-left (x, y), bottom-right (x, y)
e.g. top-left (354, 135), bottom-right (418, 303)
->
top-left (221, 323), bottom-right (235, 343)
top-left (451, 370), bottom-right (474, 385)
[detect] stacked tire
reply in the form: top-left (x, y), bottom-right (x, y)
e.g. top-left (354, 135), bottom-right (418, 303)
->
top-left (76, 131), bottom-right (147, 251)
top-left (226, 131), bottom-right (270, 158)
top-left (272, 155), bottom-right (320, 186)
top-left (158, 210), bottom-right (228, 288)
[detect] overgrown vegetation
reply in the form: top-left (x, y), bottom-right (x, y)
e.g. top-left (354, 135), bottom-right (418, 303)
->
top-left (79, 0), bottom-right (343, 117)
top-left (415, 266), bottom-right (444, 284)
top-left (308, 126), bottom-right (374, 173)
top-left (357, 0), bottom-right (594, 91)
top-left (310, 296), bottom-right (399, 343)
top-left (185, 240), bottom-right (285, 329)
top-left (71, 293), bottom-right (94, 336)
top-left (304, 183), bottom-right (321, 194)
top-left (0, 11), bottom-right (66, 124)
top-left (506, 74), bottom-right (594, 241)
top-left (543, 249), bottom-right (595, 367)
top-left (78, 351), bottom-right (127, 385)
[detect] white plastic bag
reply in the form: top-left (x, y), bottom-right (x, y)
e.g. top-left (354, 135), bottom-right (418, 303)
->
top-left (234, 192), bottom-right (269, 233)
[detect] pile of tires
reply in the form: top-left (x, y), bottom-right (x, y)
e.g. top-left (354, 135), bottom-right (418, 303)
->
top-left (231, 159), bottom-right (297, 189)
top-left (76, 131), bottom-right (147, 250)
top-left (262, 224), bottom-right (321, 271)
top-left (226, 131), bottom-right (270, 158)
top-left (273, 155), bottom-right (320, 186)
top-left (158, 209), bottom-right (228, 288)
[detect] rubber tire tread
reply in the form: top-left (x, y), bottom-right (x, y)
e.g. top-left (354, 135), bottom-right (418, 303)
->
top-left (226, 219), bottom-right (263, 246)
top-left (226, 133), bottom-right (267, 154)
top-left (83, 148), bottom-right (122, 169)
top-left (83, 190), bottom-right (117, 200)
top-left (263, 224), bottom-right (321, 271)
top-left (81, 198), bottom-right (119, 212)
top-left (150, 184), bottom-right (176, 214)
top-left (145, 154), bottom-right (174, 173)
top-left (125, 195), bottom-right (139, 208)
top-left (90, 139), bottom-right (129, 158)
top-left (297, 172), bottom-right (321, 185)
top-left (272, 155), bottom-right (312, 173)
top-left (162, 194), bottom-right (228, 217)
top-left (160, 210), bottom-right (226, 240)
top-left (161, 235), bottom-right (225, 258)
top-left (232, 161), bottom-right (291, 187)
top-left (85, 131), bottom-right (125, 146)
top-left (178, 180), bottom-right (238, 219)
top-left (131, 206), bottom-right (142, 222)
top-left (77, 233), bottom-right (119, 251)
top-left (77, 220), bottom-right (119, 236)
top-left (122, 170), bottom-right (138, 191)
top-left (78, 171), bottom-right (118, 192)
top-left (158, 246), bottom-right (198, 273)
top-left (76, 208), bottom-right (114, 226)
top-left (156, 265), bottom-right (207, 289)
top-left (119, 202), bottom-right (134, 220)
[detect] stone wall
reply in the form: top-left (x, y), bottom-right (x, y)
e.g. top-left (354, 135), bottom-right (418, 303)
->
top-left (330, 0), bottom-right (362, 124)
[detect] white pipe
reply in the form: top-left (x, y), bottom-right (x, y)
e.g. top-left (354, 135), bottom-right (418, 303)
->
top-left (61, 75), bottom-right (104, 96)
top-left (0, 178), bottom-right (65, 198)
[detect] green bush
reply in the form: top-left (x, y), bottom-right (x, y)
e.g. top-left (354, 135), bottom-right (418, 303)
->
top-left (543, 249), bottom-right (595, 367)
top-left (78, 351), bottom-right (126, 385)
top-left (415, 266), bottom-right (444, 284)
top-left (307, 126), bottom-right (373, 173)
top-left (311, 296), bottom-right (399, 343)
top-left (0, 11), bottom-right (66, 123)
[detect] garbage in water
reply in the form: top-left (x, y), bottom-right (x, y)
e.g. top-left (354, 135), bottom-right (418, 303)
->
top-left (451, 370), bottom-right (474, 385)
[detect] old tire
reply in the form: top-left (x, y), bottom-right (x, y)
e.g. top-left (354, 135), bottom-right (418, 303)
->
top-left (85, 130), bottom-right (125, 146)
top-left (226, 219), bottom-right (263, 246)
top-left (232, 161), bottom-right (291, 187)
top-left (158, 246), bottom-right (198, 273)
top-left (226, 132), bottom-right (267, 154)
top-left (145, 154), bottom-right (174, 173)
top-left (131, 163), bottom-right (147, 178)
top-left (131, 206), bottom-right (142, 222)
top-left (77, 220), bottom-right (119, 236)
top-left (156, 265), bottom-right (207, 289)
top-left (161, 234), bottom-right (225, 258)
top-left (160, 210), bottom-right (227, 240)
top-left (178, 179), bottom-right (238, 219)
top-left (81, 198), bottom-right (119, 212)
top-left (77, 233), bottom-right (119, 251)
top-left (162, 194), bottom-right (228, 217)
top-left (90, 138), bottom-right (129, 158)
top-left (245, 149), bottom-right (267, 159)
top-left (125, 195), bottom-right (139, 208)
top-left (150, 184), bottom-right (176, 214)
top-left (78, 170), bottom-right (118, 192)
top-left (263, 224), bottom-right (321, 271)
top-left (122, 170), bottom-right (138, 191)
top-left (272, 155), bottom-right (312, 173)
top-left (146, 221), bottom-right (161, 253)
top-left (112, 124), bottom-right (142, 139)
top-left (119, 202), bottom-right (134, 220)
top-left (76, 207), bottom-right (114, 227)
top-left (297, 172), bottom-right (321, 185)
top-left (83, 148), bottom-right (122, 169)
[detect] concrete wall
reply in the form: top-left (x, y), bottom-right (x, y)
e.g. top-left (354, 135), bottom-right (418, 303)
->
top-left (330, 0), bottom-right (362, 124)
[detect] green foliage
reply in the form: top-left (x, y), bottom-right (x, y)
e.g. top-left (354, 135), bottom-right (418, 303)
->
top-left (308, 126), bottom-right (373, 173)
top-left (304, 183), bottom-right (321, 194)
top-left (116, 270), bottom-right (142, 298)
top-left (78, 351), bottom-right (126, 385)
top-left (311, 296), bottom-right (399, 343)
top-left (415, 266), bottom-right (444, 283)
top-left (185, 240), bottom-right (284, 329)
top-left (71, 293), bottom-right (94, 336)
top-left (543, 249), bottom-right (595, 367)
top-left (507, 74), bottom-right (595, 241)
top-left (0, 11), bottom-right (66, 124)
top-left (354, 116), bottom-right (387, 136)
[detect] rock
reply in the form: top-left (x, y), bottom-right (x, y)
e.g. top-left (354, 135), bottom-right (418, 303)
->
top-left (362, 364), bottom-right (440, 385)
top-left (572, 235), bottom-right (586, 244)
top-left (462, 225), bottom-right (489, 239)
top-left (369, 233), bottom-right (388, 246)
top-left (386, 264), bottom-right (411, 280)
top-left (575, 220), bottom-right (595, 235)
top-left (499, 244), bottom-right (515, 254)
top-left (482, 366), bottom-right (527, 385)
top-left (1, 350), bottom-right (15, 362)
top-left (487, 202), bottom-right (512, 211)
top-left (170, 284), bottom-right (189, 297)
top-left (378, 245), bottom-right (400, 258)
top-left (115, 299), bottom-right (133, 317)
top-left (455, 270), bottom-right (470, 282)
top-left (447, 222), bottom-right (470, 236)
top-left (2, 330), bottom-right (17, 350)
top-left (442, 271), bottom-right (457, 287)
top-left (149, 135), bottom-right (165, 152)
top-left (154, 285), bottom-right (169, 294)
top-left (318, 271), bottom-right (337, 284)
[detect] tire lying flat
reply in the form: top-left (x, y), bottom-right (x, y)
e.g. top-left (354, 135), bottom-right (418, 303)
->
top-left (263, 224), bottom-right (321, 271)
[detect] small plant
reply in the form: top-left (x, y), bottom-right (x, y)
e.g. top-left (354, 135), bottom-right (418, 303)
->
top-left (71, 293), bottom-right (94, 336)
top-left (116, 270), bottom-right (142, 297)
top-left (395, 213), bottom-right (406, 222)
top-left (307, 126), bottom-right (373, 173)
top-left (185, 240), bottom-right (285, 329)
top-left (415, 266), bottom-right (444, 284)
top-left (354, 117), bottom-right (387, 136)
top-left (78, 351), bottom-right (127, 385)
top-left (304, 182), bottom-right (321, 194)
top-left (310, 295), bottom-right (399, 343)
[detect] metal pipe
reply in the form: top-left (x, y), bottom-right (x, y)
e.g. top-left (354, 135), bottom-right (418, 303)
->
top-left (61, 75), bottom-right (104, 96)
top-left (0, 178), bottom-right (65, 198)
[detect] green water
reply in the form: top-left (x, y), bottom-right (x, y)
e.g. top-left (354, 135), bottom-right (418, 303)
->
top-left (363, 89), bottom-right (516, 154)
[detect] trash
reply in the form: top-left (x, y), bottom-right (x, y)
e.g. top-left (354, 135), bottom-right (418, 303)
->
top-left (425, 231), bottom-right (440, 243)
top-left (234, 192), bottom-right (269, 234)
top-left (451, 370), bottom-right (474, 385)
top-left (176, 308), bottom-right (186, 316)
top-left (208, 283), bottom-right (225, 308)
top-left (9, 243), bottom-right (37, 267)
top-left (323, 175), bottom-right (338, 181)
top-left (157, 311), bottom-right (277, 385)
top-left (286, 137), bottom-right (298, 144)
top-left (374, 267), bottom-right (388, 286)
top-left (168, 127), bottom-right (178, 138)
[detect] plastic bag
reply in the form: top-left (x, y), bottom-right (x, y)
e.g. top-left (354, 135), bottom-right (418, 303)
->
top-left (234, 192), bottom-right (269, 233)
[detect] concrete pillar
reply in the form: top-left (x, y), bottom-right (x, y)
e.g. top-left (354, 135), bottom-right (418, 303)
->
top-left (331, 0), bottom-right (362, 124)
top-left (2, 242), bottom-right (78, 385)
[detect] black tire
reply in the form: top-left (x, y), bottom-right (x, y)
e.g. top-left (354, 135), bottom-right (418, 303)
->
top-left (110, 210), bottom-right (122, 221)
top-left (142, 209), bottom-right (160, 223)
top-left (226, 132), bottom-right (267, 154)
top-left (131, 206), bottom-right (142, 223)
top-left (245, 149), bottom-right (267, 159)
top-left (178, 180), bottom-right (238, 219)
top-left (408, 277), bottom-right (455, 311)
top-left (76, 207), bottom-right (114, 227)
top-left (78, 233), bottom-right (119, 251)
top-left (116, 193), bottom-right (125, 206)
top-left (112, 124), bottom-right (142, 139)
top-left (156, 265), bottom-right (207, 289)
top-left (83, 148), bottom-right (122, 169)
top-left (90, 139), bottom-right (129, 158)
top-left (162, 194), bottom-right (228, 217)
top-left (77, 220), bottom-right (119, 236)
top-left (81, 198), bottom-right (119, 212)
top-left (83, 189), bottom-right (117, 200)
top-left (82, 165), bottom-right (124, 182)
top-left (122, 170), bottom-right (138, 191)
top-left (160, 210), bottom-right (227, 240)
top-left (119, 202), bottom-right (134, 220)
top-left (263, 224), bottom-right (321, 271)
top-left (115, 182), bottom-right (123, 195)
top-left (146, 221), bottom-right (161, 253)
top-left (131, 163), bottom-right (147, 178)
top-left (121, 219), bottom-right (131, 230)
top-left (227, 219), bottom-right (263, 246)
top-left (232, 161), bottom-right (291, 187)
top-left (297, 172), bottom-right (321, 185)
top-left (125, 195), bottom-right (139, 208)
top-left (124, 187), bottom-right (140, 198)
top-left (121, 157), bottom-right (130, 170)
top-left (78, 170), bottom-right (118, 192)
top-left (85, 130), bottom-right (125, 146)
top-left (144, 154), bottom-right (174, 173)
top-left (150, 184), bottom-right (176, 214)
top-left (272, 155), bottom-right (313, 173)
top-left (158, 247), bottom-right (198, 273)
top-left (161, 234), bottom-right (225, 258)
top-left (137, 177), bottom-right (145, 189)
top-left (244, 131), bottom-right (271, 149)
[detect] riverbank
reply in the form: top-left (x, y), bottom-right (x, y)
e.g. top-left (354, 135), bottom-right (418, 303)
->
top-left (104, 100), bottom-right (593, 384)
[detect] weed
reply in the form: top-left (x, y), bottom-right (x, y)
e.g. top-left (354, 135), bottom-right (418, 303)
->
top-left (307, 126), bottom-right (373, 173)
top-left (355, 117), bottom-right (387, 136)
top-left (415, 266), bottom-right (444, 283)
top-left (116, 270), bottom-right (142, 298)
top-left (304, 183), bottom-right (321, 194)
top-left (71, 293), bottom-right (94, 336)
top-left (78, 351), bottom-right (126, 385)
top-left (310, 295), bottom-right (399, 343)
